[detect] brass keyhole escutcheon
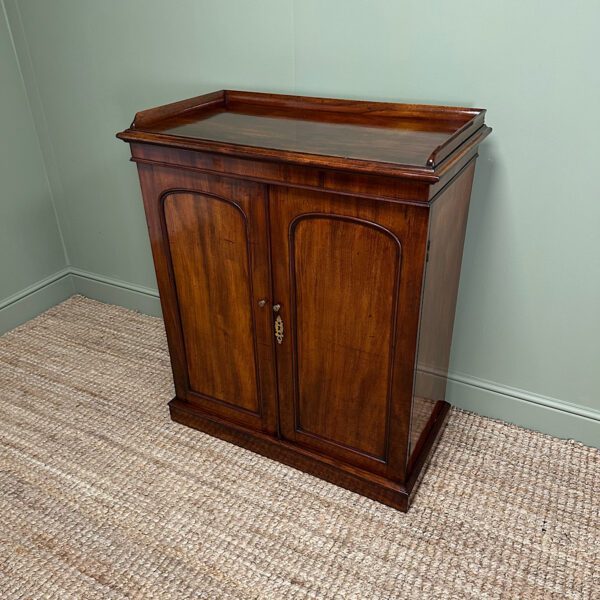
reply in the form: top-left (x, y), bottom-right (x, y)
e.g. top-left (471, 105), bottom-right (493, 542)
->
top-left (274, 315), bottom-right (284, 344)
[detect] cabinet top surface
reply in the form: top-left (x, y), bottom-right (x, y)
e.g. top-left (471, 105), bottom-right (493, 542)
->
top-left (118, 90), bottom-right (490, 178)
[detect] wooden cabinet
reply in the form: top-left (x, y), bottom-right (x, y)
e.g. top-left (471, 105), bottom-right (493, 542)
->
top-left (160, 177), bottom-right (278, 434)
top-left (118, 90), bottom-right (491, 511)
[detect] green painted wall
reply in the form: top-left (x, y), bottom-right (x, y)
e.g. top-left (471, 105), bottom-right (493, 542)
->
top-left (5, 0), bottom-right (295, 295)
top-left (4, 0), bottom-right (599, 444)
top-left (0, 1), bottom-right (70, 331)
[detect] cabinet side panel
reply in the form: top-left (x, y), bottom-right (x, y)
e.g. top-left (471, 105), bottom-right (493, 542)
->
top-left (410, 161), bottom-right (477, 458)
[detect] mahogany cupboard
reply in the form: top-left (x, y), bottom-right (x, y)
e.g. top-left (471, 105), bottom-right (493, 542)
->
top-left (117, 91), bottom-right (491, 511)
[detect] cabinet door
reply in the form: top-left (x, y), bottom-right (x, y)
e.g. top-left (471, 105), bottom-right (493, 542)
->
top-left (269, 187), bottom-right (428, 479)
top-left (138, 166), bottom-right (277, 434)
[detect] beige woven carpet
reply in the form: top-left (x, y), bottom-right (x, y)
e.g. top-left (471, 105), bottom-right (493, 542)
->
top-left (0, 296), bottom-right (598, 599)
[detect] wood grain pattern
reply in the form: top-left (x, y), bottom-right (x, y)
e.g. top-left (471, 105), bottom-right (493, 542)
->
top-left (118, 90), bottom-right (490, 180)
top-left (410, 161), bottom-right (477, 457)
top-left (291, 215), bottom-right (401, 460)
top-left (164, 191), bottom-right (259, 413)
top-left (120, 90), bottom-right (490, 511)
top-left (136, 166), bottom-right (278, 434)
top-left (159, 109), bottom-right (455, 168)
top-left (270, 187), bottom-right (429, 479)
top-left (129, 143), bottom-right (433, 204)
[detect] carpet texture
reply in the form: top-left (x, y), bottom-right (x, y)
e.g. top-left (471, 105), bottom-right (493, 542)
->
top-left (0, 296), bottom-right (598, 599)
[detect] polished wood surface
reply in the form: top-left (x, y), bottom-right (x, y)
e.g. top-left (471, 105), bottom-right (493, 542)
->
top-left (164, 190), bottom-right (260, 413)
top-left (410, 161), bottom-right (476, 457)
top-left (128, 129), bottom-right (488, 203)
top-left (291, 215), bottom-right (398, 459)
top-left (118, 90), bottom-right (490, 179)
top-left (270, 187), bottom-right (428, 480)
top-left (136, 167), bottom-right (278, 434)
top-left (160, 109), bottom-right (457, 168)
top-left (119, 90), bottom-right (490, 511)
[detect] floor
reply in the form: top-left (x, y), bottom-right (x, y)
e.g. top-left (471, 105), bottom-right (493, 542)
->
top-left (0, 296), bottom-right (598, 599)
